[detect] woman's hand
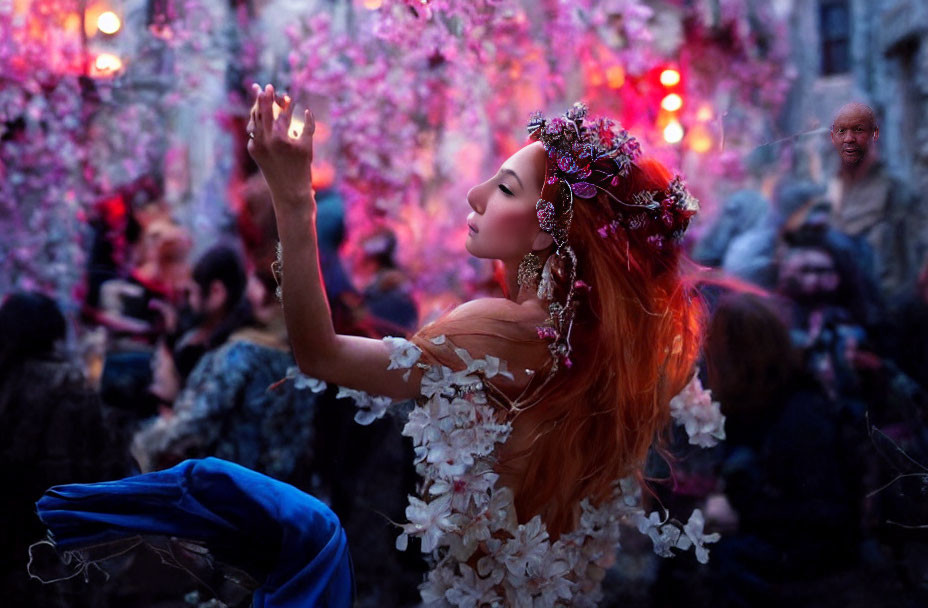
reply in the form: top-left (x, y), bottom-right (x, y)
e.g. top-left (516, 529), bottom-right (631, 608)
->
top-left (246, 83), bottom-right (316, 207)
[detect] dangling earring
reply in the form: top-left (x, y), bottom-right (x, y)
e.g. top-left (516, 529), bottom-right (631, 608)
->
top-left (517, 251), bottom-right (542, 291)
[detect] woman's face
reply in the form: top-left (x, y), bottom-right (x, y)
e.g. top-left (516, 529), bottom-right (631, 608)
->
top-left (465, 142), bottom-right (551, 262)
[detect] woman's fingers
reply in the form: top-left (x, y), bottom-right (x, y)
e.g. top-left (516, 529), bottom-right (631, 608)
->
top-left (299, 109), bottom-right (316, 146)
top-left (259, 84), bottom-right (274, 135)
top-left (277, 94), bottom-right (295, 136)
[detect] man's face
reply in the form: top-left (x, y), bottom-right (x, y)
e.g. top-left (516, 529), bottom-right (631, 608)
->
top-left (831, 107), bottom-right (878, 168)
top-left (779, 247), bottom-right (840, 302)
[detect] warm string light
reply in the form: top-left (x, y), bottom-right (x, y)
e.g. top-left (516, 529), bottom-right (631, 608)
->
top-left (97, 11), bottom-right (121, 35)
top-left (91, 53), bottom-right (123, 76)
top-left (661, 93), bottom-right (683, 112)
top-left (659, 68), bottom-right (681, 86)
top-left (663, 120), bottom-right (684, 144)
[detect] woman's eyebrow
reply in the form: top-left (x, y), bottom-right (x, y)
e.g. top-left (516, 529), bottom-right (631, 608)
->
top-left (500, 167), bottom-right (524, 189)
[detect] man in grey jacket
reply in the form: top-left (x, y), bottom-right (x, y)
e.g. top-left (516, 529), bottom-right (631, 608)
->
top-left (828, 102), bottom-right (926, 296)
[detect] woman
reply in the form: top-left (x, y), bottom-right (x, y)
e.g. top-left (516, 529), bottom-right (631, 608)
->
top-left (36, 89), bottom-right (715, 607)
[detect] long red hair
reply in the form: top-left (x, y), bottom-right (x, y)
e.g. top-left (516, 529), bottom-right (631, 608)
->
top-left (504, 158), bottom-right (705, 537)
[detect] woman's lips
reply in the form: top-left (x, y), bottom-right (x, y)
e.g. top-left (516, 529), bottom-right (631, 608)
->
top-left (467, 222), bottom-right (479, 234)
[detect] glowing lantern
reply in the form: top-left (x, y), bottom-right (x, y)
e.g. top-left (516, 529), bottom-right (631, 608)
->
top-left (663, 120), bottom-right (684, 144)
top-left (91, 53), bottom-right (123, 76)
top-left (661, 93), bottom-right (683, 112)
top-left (362, 0), bottom-right (383, 9)
top-left (97, 11), bottom-right (121, 35)
top-left (659, 69), bottom-right (681, 87)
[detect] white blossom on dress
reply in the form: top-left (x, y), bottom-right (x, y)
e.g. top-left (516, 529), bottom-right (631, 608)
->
top-left (286, 366), bottom-right (327, 393)
top-left (678, 508), bottom-right (721, 564)
top-left (669, 371), bottom-right (726, 447)
top-left (337, 386), bottom-right (393, 425)
top-left (383, 336), bottom-right (422, 380)
top-left (399, 493), bottom-right (456, 553)
top-left (634, 511), bottom-right (682, 558)
top-left (380, 335), bottom-right (722, 605)
top-left (443, 565), bottom-right (503, 608)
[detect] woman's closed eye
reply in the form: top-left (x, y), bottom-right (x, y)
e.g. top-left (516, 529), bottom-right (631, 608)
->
top-left (498, 184), bottom-right (514, 196)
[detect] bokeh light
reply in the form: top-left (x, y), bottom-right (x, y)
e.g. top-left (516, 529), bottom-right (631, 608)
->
top-left (659, 68), bottom-right (681, 87)
top-left (91, 53), bottom-right (123, 76)
top-left (661, 93), bottom-right (683, 112)
top-left (663, 120), bottom-right (684, 144)
top-left (97, 11), bottom-right (121, 35)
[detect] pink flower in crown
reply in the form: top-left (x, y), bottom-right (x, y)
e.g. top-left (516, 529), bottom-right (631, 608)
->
top-left (545, 117), bottom-right (567, 135)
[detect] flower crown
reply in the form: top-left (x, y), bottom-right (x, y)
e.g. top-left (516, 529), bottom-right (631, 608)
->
top-left (529, 102), bottom-right (699, 251)
top-left (527, 103), bottom-right (700, 371)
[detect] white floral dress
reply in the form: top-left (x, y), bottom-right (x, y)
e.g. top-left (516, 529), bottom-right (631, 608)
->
top-left (293, 334), bottom-right (725, 607)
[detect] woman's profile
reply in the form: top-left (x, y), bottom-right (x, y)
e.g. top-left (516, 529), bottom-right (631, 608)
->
top-left (33, 87), bottom-right (722, 607)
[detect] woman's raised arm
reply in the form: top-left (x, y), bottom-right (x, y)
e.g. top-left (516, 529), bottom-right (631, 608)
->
top-left (247, 83), bottom-right (421, 401)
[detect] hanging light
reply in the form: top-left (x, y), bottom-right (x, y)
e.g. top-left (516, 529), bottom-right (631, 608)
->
top-left (97, 11), bottom-right (122, 35)
top-left (659, 68), bottom-right (681, 87)
top-left (661, 93), bottom-right (683, 112)
top-left (91, 53), bottom-right (123, 77)
top-left (663, 120), bottom-right (684, 144)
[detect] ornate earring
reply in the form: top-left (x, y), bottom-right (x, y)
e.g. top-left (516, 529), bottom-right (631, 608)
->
top-left (517, 251), bottom-right (542, 291)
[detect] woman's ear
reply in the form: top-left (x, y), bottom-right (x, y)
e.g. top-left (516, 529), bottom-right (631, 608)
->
top-left (532, 230), bottom-right (554, 251)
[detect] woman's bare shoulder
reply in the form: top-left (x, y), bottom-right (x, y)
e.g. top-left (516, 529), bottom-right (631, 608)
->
top-left (445, 297), bottom-right (547, 323)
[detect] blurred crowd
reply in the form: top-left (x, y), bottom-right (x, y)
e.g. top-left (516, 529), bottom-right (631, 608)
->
top-left (1, 103), bottom-right (926, 607)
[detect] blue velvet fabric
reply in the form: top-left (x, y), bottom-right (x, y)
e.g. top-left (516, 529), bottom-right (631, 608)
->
top-left (36, 458), bottom-right (353, 608)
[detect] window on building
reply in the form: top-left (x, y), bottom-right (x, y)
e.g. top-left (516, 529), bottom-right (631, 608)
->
top-left (820, 0), bottom-right (851, 75)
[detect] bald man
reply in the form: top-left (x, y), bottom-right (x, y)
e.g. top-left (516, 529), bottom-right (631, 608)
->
top-left (827, 103), bottom-right (926, 295)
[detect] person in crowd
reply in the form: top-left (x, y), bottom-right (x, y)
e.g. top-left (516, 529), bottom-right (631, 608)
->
top-left (84, 176), bottom-right (164, 317)
top-left (774, 229), bottom-right (922, 423)
top-left (692, 189), bottom-right (770, 270)
top-left (0, 293), bottom-right (125, 608)
top-left (702, 293), bottom-right (865, 606)
top-left (95, 213), bottom-right (193, 436)
top-left (358, 227), bottom-right (419, 335)
top-left (692, 147), bottom-right (778, 271)
top-left (314, 187), bottom-right (367, 335)
top-left (166, 243), bottom-right (252, 385)
top-left (827, 102), bottom-right (927, 296)
top-left (714, 180), bottom-right (827, 289)
top-left (131, 266), bottom-right (316, 488)
top-left (889, 255), bottom-right (928, 392)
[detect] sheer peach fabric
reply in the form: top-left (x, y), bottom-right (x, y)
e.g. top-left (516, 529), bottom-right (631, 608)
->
top-left (410, 298), bottom-right (553, 405)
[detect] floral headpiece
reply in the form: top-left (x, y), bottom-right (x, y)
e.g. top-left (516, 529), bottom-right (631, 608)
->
top-left (527, 102), bottom-right (700, 371)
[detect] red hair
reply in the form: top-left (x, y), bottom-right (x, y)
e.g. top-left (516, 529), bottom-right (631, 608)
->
top-left (503, 158), bottom-right (705, 537)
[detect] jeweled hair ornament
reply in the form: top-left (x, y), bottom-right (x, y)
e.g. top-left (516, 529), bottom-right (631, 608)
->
top-left (527, 102), bottom-right (700, 372)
